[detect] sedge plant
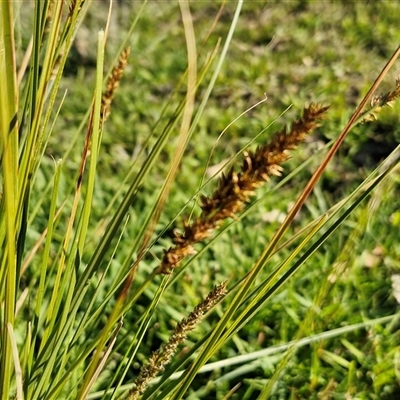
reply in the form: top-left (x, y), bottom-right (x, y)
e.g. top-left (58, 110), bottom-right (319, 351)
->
top-left (1, 1), bottom-right (400, 400)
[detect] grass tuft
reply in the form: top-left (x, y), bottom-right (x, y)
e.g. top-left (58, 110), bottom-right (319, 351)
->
top-left (1, 2), bottom-right (400, 399)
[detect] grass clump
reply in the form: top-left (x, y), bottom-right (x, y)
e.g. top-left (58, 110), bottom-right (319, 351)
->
top-left (1, 1), bottom-right (400, 399)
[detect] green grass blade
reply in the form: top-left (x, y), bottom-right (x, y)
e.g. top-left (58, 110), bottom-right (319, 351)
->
top-left (26, 159), bottom-right (63, 382)
top-left (0, 1), bottom-right (19, 397)
top-left (107, 278), bottom-right (170, 400)
top-left (7, 323), bottom-right (23, 400)
top-left (76, 29), bottom-right (105, 255)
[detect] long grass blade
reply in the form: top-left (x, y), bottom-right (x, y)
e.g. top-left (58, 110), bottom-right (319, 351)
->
top-left (0, 1), bottom-right (19, 397)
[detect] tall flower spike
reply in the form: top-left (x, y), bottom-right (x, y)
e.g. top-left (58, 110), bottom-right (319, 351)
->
top-left (101, 47), bottom-right (131, 123)
top-left (128, 282), bottom-right (228, 400)
top-left (155, 103), bottom-right (329, 275)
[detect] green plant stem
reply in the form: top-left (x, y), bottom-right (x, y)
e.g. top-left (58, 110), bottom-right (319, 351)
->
top-left (76, 29), bottom-right (106, 399)
top-left (0, 1), bottom-right (19, 398)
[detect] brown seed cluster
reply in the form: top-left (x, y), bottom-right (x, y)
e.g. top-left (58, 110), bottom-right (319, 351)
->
top-left (128, 282), bottom-right (227, 400)
top-left (101, 47), bottom-right (131, 122)
top-left (156, 103), bottom-right (329, 275)
top-left (362, 78), bottom-right (400, 122)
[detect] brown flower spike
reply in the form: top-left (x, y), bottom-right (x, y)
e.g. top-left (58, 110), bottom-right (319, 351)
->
top-left (101, 47), bottom-right (131, 122)
top-left (362, 78), bottom-right (400, 122)
top-left (156, 103), bottom-right (329, 275)
top-left (128, 282), bottom-right (227, 400)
